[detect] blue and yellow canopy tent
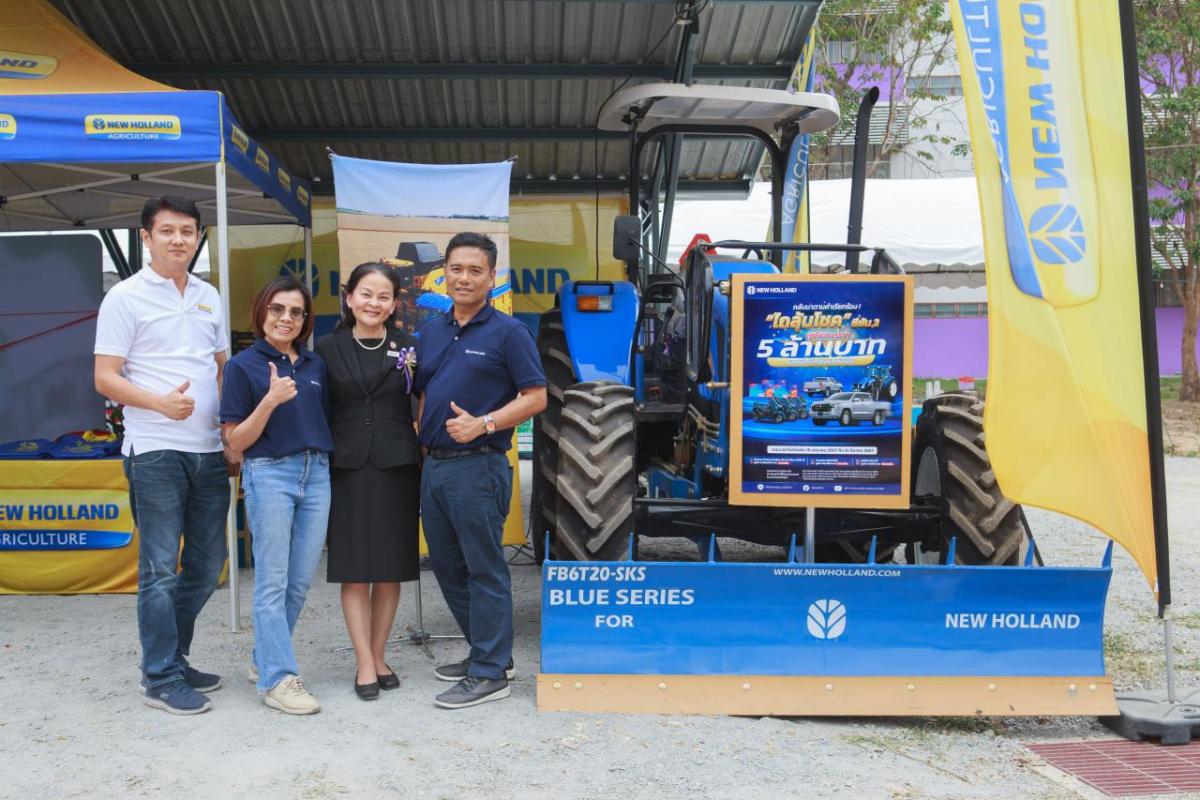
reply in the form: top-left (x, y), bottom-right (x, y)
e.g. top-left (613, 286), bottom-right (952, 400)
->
top-left (0, 0), bottom-right (313, 628)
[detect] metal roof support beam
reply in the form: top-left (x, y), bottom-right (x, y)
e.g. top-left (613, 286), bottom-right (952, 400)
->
top-left (128, 62), bottom-right (793, 82)
top-left (99, 228), bottom-right (131, 280)
top-left (127, 227), bottom-right (142, 273)
top-left (249, 127), bottom-right (767, 143)
top-left (188, 228), bottom-right (207, 274)
top-left (309, 178), bottom-right (753, 196)
top-left (4, 164), bottom-right (206, 204)
top-left (252, 127), bottom-right (629, 142)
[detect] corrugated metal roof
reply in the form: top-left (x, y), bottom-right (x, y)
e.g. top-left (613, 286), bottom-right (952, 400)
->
top-left (49, 0), bottom-right (821, 194)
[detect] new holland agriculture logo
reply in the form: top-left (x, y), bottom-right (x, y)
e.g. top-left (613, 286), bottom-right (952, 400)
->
top-left (1028, 203), bottom-right (1085, 264)
top-left (0, 113), bottom-right (16, 140)
top-left (230, 124), bottom-right (250, 153)
top-left (0, 50), bottom-right (58, 79)
top-left (958, 0), bottom-right (1094, 306)
top-left (85, 114), bottom-right (181, 140)
top-left (806, 598), bottom-right (846, 640)
top-left (254, 147), bottom-right (270, 173)
top-left (278, 168), bottom-right (291, 193)
top-left (296, 185), bottom-right (310, 207)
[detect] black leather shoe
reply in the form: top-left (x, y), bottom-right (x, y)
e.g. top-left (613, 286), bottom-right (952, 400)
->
top-left (354, 681), bottom-right (380, 701)
top-left (377, 666), bottom-right (400, 691)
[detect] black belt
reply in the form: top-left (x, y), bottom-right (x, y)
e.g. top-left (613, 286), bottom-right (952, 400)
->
top-left (428, 445), bottom-right (499, 460)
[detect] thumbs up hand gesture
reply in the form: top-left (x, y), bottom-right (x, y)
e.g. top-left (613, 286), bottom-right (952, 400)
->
top-left (159, 380), bottom-right (196, 420)
top-left (445, 401), bottom-right (480, 443)
top-left (265, 362), bottom-right (298, 408)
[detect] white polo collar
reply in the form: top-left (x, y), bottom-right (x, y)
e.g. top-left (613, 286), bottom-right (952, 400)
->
top-left (138, 265), bottom-right (196, 288)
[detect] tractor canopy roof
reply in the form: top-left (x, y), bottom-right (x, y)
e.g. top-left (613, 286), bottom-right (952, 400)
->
top-left (596, 82), bottom-right (840, 140)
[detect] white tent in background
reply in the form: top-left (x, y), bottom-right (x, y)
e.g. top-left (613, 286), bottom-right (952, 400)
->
top-left (668, 177), bottom-right (986, 269)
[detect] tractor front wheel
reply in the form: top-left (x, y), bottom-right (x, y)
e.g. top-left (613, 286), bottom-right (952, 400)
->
top-left (530, 309), bottom-right (574, 563)
top-left (554, 381), bottom-right (636, 561)
top-left (909, 392), bottom-right (1026, 565)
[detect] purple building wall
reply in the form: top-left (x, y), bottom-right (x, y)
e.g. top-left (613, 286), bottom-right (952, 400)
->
top-left (914, 309), bottom-right (1198, 377)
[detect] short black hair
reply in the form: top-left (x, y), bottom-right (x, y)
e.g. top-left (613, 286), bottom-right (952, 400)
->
top-left (251, 275), bottom-right (314, 342)
top-left (445, 231), bottom-right (498, 270)
top-left (141, 195), bottom-right (201, 232)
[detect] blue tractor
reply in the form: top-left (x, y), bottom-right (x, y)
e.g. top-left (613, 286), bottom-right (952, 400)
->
top-left (530, 83), bottom-right (1027, 567)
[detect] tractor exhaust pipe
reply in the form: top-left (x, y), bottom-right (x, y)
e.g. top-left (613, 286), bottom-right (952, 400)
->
top-left (845, 86), bottom-right (880, 273)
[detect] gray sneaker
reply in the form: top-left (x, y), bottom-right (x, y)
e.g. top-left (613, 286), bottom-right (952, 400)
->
top-left (434, 657), bottom-right (515, 683)
top-left (143, 679), bottom-right (212, 715)
top-left (434, 675), bottom-right (510, 709)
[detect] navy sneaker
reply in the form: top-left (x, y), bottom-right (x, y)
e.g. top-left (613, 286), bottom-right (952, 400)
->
top-left (183, 666), bottom-right (222, 693)
top-left (143, 679), bottom-right (212, 715)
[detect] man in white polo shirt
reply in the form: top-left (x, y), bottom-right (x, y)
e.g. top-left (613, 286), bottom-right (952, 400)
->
top-left (94, 195), bottom-right (231, 715)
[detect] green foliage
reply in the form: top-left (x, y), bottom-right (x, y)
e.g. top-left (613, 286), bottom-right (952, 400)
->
top-left (810, 0), bottom-right (960, 176)
top-left (1136, 0), bottom-right (1200, 400)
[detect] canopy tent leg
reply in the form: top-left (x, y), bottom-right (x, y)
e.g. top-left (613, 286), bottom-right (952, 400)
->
top-left (215, 160), bottom-right (241, 634)
top-left (304, 225), bottom-right (314, 348)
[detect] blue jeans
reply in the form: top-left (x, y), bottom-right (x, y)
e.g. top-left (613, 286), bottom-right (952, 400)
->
top-left (420, 451), bottom-right (513, 680)
top-left (242, 451), bottom-right (330, 692)
top-left (124, 449), bottom-right (229, 689)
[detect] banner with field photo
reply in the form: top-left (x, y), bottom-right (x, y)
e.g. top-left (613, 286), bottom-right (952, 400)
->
top-left (330, 155), bottom-right (526, 548)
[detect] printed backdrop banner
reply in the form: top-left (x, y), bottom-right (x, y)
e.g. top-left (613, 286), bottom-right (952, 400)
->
top-left (0, 460), bottom-right (137, 594)
top-left (509, 193), bottom-right (627, 328)
top-left (950, 0), bottom-right (1157, 590)
top-left (729, 274), bottom-right (913, 509)
top-left (330, 155), bottom-right (525, 548)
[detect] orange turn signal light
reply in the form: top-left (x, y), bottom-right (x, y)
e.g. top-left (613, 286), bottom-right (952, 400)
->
top-left (575, 295), bottom-right (613, 312)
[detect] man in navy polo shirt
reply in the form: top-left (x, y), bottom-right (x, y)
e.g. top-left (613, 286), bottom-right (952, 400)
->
top-left (416, 231), bottom-right (546, 709)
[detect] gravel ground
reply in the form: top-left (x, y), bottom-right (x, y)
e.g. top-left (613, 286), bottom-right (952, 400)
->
top-left (0, 457), bottom-right (1196, 800)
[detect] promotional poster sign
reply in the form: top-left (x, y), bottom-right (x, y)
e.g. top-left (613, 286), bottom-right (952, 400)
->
top-left (729, 274), bottom-right (913, 508)
top-left (950, 0), bottom-right (1163, 595)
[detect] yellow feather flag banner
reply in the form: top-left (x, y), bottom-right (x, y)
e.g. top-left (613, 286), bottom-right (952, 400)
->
top-left (949, 0), bottom-right (1162, 593)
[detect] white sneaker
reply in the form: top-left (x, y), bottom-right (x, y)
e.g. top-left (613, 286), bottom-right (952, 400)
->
top-left (265, 675), bottom-right (320, 715)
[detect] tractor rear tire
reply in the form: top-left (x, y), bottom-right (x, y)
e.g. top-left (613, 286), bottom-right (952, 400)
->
top-left (555, 381), bottom-right (636, 562)
top-left (530, 309), bottom-right (574, 563)
top-left (910, 392), bottom-right (1026, 565)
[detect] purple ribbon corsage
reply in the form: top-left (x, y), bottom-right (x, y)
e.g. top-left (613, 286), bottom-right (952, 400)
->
top-left (395, 346), bottom-right (417, 393)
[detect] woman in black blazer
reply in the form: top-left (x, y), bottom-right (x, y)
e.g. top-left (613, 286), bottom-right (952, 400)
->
top-left (316, 262), bottom-right (420, 701)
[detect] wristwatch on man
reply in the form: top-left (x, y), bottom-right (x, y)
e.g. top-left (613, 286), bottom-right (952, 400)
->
top-left (482, 414), bottom-right (497, 435)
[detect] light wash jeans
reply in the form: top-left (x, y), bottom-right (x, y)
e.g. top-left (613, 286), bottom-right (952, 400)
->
top-left (124, 449), bottom-right (229, 689)
top-left (242, 450), bottom-right (330, 692)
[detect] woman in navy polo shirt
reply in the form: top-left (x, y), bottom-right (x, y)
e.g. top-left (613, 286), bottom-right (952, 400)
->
top-left (219, 276), bottom-right (333, 716)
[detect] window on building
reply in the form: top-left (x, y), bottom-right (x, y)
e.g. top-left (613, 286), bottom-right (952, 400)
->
top-left (810, 143), bottom-right (890, 179)
top-left (914, 302), bottom-right (989, 318)
top-left (913, 75), bottom-right (964, 98)
top-left (822, 40), bottom-right (885, 64)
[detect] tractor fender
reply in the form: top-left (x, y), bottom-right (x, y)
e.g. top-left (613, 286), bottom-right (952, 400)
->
top-left (559, 280), bottom-right (639, 385)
